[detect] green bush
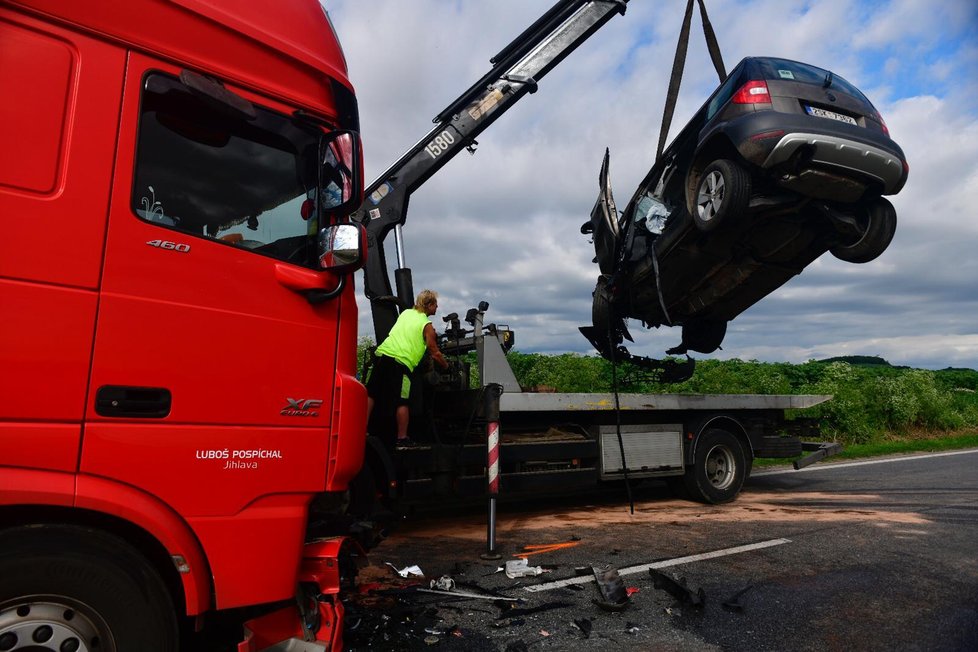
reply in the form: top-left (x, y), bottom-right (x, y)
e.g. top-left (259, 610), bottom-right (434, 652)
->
top-left (364, 338), bottom-right (978, 446)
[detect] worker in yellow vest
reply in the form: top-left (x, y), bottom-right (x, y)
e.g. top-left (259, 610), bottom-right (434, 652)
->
top-left (366, 289), bottom-right (448, 446)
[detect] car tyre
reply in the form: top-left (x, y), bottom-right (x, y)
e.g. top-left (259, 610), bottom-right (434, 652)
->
top-left (830, 197), bottom-right (897, 264)
top-left (683, 428), bottom-right (747, 504)
top-left (693, 159), bottom-right (751, 232)
top-left (0, 525), bottom-right (178, 652)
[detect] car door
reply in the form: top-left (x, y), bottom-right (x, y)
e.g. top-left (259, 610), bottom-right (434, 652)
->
top-left (586, 149), bottom-right (620, 275)
top-left (83, 54), bottom-right (343, 518)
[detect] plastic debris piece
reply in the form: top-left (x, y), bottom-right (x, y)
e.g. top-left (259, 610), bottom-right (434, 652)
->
top-left (625, 587), bottom-right (640, 597)
top-left (649, 569), bottom-right (705, 609)
top-left (424, 635), bottom-right (440, 645)
top-left (539, 630), bottom-right (550, 637)
top-left (385, 562), bottom-right (424, 578)
top-left (430, 575), bottom-right (456, 591)
top-left (591, 565), bottom-right (629, 610)
top-left (506, 558), bottom-right (544, 579)
top-left (625, 621), bottom-right (641, 635)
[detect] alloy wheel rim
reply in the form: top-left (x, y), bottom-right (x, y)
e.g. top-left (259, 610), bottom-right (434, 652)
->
top-left (696, 170), bottom-right (725, 222)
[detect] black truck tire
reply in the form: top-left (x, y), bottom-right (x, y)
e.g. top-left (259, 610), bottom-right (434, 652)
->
top-left (693, 159), bottom-right (751, 232)
top-left (683, 428), bottom-right (747, 504)
top-left (0, 525), bottom-right (178, 652)
top-left (830, 197), bottom-right (897, 264)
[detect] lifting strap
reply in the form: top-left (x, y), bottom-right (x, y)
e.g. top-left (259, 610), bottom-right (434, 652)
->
top-left (655, 0), bottom-right (726, 160)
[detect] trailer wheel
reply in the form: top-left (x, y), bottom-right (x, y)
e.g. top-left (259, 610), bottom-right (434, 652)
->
top-left (684, 428), bottom-right (747, 504)
top-left (0, 525), bottom-right (178, 652)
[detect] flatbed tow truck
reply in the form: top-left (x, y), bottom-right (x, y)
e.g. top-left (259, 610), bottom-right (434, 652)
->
top-left (348, 0), bottom-right (841, 524)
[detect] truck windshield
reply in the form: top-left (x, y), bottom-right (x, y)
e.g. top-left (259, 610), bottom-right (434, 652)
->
top-left (132, 72), bottom-right (346, 267)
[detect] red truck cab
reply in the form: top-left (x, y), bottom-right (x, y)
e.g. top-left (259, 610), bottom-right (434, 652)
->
top-left (0, 1), bottom-right (366, 649)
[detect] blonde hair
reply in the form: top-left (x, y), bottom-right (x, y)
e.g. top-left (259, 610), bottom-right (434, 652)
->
top-left (415, 289), bottom-right (438, 311)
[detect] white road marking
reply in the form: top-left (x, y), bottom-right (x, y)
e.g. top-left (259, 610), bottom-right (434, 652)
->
top-left (523, 538), bottom-right (791, 593)
top-left (752, 448), bottom-right (978, 477)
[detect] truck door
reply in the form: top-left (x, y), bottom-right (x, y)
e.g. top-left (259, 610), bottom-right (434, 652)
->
top-left (83, 55), bottom-right (348, 597)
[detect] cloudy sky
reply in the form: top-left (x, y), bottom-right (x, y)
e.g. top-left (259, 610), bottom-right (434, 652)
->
top-left (327, 0), bottom-right (978, 370)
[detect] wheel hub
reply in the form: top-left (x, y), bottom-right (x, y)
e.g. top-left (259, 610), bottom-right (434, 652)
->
top-left (704, 444), bottom-right (735, 490)
top-left (697, 171), bottom-right (725, 222)
top-left (0, 601), bottom-right (109, 652)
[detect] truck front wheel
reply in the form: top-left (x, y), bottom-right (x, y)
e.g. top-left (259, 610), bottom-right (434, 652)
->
top-left (0, 525), bottom-right (178, 652)
top-left (684, 428), bottom-right (747, 504)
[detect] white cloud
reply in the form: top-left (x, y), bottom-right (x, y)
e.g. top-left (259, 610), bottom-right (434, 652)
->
top-left (333, 0), bottom-right (978, 370)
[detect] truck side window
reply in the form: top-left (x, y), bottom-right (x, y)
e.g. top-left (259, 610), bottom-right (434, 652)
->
top-left (131, 72), bottom-right (331, 267)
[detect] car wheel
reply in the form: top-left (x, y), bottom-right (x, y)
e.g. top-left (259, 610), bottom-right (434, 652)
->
top-left (0, 525), bottom-right (178, 652)
top-left (693, 159), bottom-right (751, 232)
top-left (683, 428), bottom-right (747, 504)
top-left (830, 197), bottom-right (897, 264)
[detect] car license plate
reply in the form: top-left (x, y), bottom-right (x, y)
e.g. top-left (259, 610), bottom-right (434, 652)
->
top-left (805, 105), bottom-right (856, 125)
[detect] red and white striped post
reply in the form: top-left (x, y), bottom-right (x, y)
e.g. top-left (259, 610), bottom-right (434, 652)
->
top-left (481, 383), bottom-right (503, 560)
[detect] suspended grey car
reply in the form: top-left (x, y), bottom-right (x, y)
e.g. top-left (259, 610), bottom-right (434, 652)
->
top-left (582, 56), bottom-right (908, 366)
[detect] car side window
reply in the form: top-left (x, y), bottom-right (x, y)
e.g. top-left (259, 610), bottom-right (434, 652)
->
top-left (706, 73), bottom-right (740, 120)
top-left (131, 72), bottom-right (327, 267)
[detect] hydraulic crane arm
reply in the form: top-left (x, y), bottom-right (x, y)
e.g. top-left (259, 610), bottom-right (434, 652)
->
top-left (351, 0), bottom-right (628, 343)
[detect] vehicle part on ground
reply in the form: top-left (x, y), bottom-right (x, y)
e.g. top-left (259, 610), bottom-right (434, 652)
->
top-left (684, 427), bottom-right (747, 503)
top-left (0, 526), bottom-right (178, 652)
top-left (693, 159), bottom-right (751, 232)
top-left (592, 566), bottom-right (628, 609)
top-left (829, 197), bottom-right (898, 264)
top-left (649, 569), bottom-right (706, 608)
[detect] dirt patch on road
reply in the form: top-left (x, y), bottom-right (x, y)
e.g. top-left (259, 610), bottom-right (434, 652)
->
top-left (397, 490), bottom-right (928, 541)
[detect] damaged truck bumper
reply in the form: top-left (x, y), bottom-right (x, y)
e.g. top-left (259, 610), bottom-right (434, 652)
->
top-left (239, 538), bottom-right (364, 652)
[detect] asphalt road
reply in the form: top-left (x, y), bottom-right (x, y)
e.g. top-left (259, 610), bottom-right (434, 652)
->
top-left (346, 449), bottom-right (978, 651)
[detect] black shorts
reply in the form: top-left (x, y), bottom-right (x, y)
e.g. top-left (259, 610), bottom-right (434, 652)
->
top-left (365, 355), bottom-right (411, 407)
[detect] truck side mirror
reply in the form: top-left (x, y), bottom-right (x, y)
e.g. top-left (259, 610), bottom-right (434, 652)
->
top-left (318, 223), bottom-right (366, 273)
top-left (320, 130), bottom-right (364, 218)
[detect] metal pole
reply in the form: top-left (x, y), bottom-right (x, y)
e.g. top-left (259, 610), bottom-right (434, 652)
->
top-left (481, 383), bottom-right (503, 560)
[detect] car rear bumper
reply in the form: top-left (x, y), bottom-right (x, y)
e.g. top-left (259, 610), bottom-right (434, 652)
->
top-left (760, 132), bottom-right (906, 194)
top-left (719, 112), bottom-right (908, 195)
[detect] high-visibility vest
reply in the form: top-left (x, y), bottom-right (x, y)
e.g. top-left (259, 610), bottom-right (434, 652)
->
top-left (376, 308), bottom-right (430, 371)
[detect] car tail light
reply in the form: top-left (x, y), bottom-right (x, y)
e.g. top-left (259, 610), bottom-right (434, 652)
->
top-left (873, 110), bottom-right (890, 137)
top-left (732, 80), bottom-right (770, 104)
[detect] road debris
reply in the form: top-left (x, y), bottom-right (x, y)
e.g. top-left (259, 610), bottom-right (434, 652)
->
top-left (386, 562), bottom-right (424, 578)
top-left (430, 575), bottom-right (456, 591)
top-left (418, 587), bottom-right (519, 601)
top-left (592, 565), bottom-right (629, 611)
top-left (649, 568), bottom-right (705, 609)
top-left (506, 558), bottom-right (545, 578)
